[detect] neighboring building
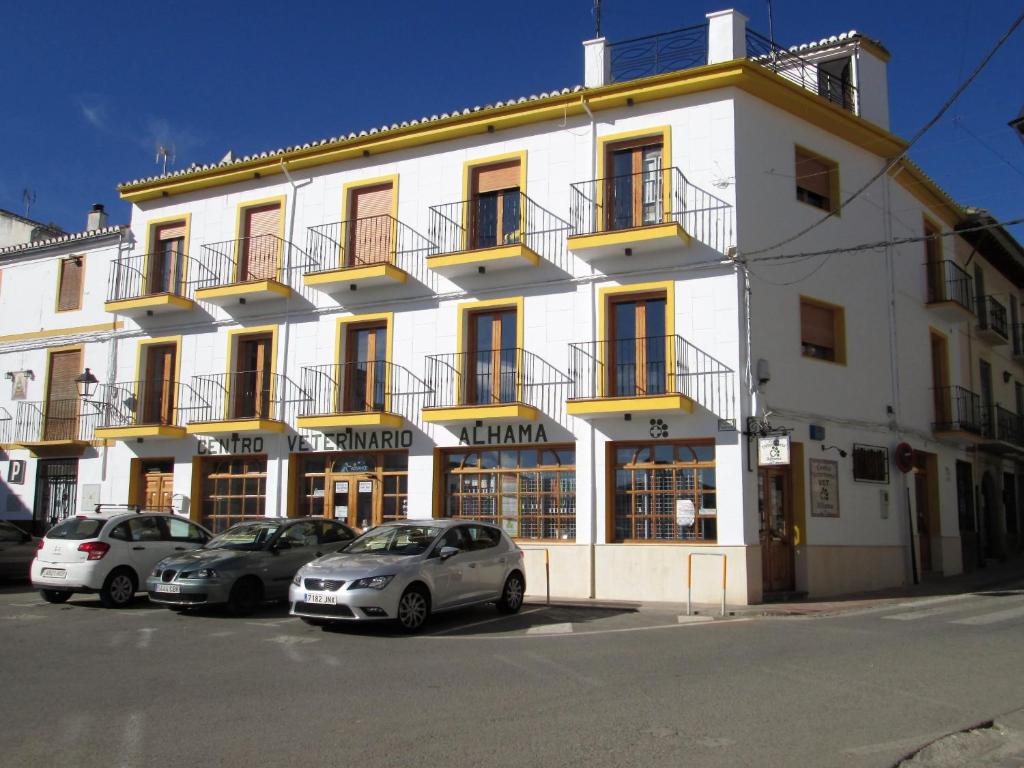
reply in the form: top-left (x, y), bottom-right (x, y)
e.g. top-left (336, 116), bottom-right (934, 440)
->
top-left (2, 11), bottom-right (1021, 604)
top-left (0, 208), bottom-right (63, 250)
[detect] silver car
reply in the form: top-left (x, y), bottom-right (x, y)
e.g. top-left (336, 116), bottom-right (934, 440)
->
top-left (289, 519), bottom-right (526, 632)
top-left (147, 517), bottom-right (358, 616)
top-left (0, 520), bottom-right (39, 582)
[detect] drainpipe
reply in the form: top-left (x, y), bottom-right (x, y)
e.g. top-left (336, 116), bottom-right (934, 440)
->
top-left (101, 228), bottom-right (128, 492)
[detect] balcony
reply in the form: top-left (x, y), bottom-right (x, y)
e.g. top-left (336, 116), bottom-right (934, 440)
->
top-left (296, 361), bottom-right (430, 429)
top-left (426, 192), bottom-right (570, 279)
top-left (979, 405), bottom-right (1024, 455)
top-left (0, 407), bottom-right (12, 446)
top-left (422, 348), bottom-right (571, 423)
top-left (932, 385), bottom-right (985, 443)
top-left (925, 260), bottom-right (974, 322)
top-left (104, 252), bottom-right (203, 316)
top-left (93, 379), bottom-right (193, 441)
top-left (567, 168), bottom-right (733, 261)
top-left (304, 215), bottom-right (434, 294)
top-left (186, 371), bottom-right (294, 434)
top-left (567, 335), bottom-right (736, 421)
top-left (976, 295), bottom-right (1009, 345)
top-left (194, 235), bottom-right (296, 306)
top-left (744, 30), bottom-right (859, 114)
top-left (13, 399), bottom-right (100, 455)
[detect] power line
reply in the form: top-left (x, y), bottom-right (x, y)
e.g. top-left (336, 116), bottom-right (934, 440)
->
top-left (741, 7), bottom-right (1024, 259)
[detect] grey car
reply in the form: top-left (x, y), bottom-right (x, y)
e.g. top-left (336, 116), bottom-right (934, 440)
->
top-left (146, 517), bottom-right (358, 616)
top-left (0, 520), bottom-right (39, 582)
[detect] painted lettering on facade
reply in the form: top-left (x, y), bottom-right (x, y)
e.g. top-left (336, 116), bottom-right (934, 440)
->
top-left (197, 436), bottom-right (265, 455)
top-left (457, 423), bottom-right (548, 446)
top-left (287, 430), bottom-right (414, 452)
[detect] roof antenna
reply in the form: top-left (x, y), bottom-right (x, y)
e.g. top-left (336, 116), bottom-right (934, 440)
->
top-left (22, 189), bottom-right (36, 218)
top-left (155, 143), bottom-right (176, 174)
top-left (593, 0), bottom-right (602, 38)
top-left (767, 0), bottom-right (777, 49)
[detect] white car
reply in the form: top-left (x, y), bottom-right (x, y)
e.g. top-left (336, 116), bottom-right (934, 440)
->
top-left (31, 512), bottom-right (212, 608)
top-left (290, 519), bottom-right (526, 632)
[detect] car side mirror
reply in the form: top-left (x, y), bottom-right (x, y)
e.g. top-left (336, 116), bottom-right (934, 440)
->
top-left (439, 546), bottom-right (459, 561)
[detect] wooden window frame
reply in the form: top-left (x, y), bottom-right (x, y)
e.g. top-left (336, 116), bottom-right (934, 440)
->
top-left (55, 255), bottom-right (85, 313)
top-left (233, 196), bottom-right (286, 283)
top-left (144, 215), bottom-right (191, 296)
top-left (135, 335), bottom-right (182, 427)
top-left (466, 308), bottom-right (517, 405)
top-left (335, 313), bottom-right (394, 413)
top-left (198, 454), bottom-right (268, 533)
top-left (607, 291), bottom-right (669, 396)
top-left (596, 127), bottom-right (672, 233)
top-left (341, 175), bottom-right (399, 268)
top-left (226, 325), bottom-right (278, 421)
top-left (461, 152), bottom-right (527, 252)
top-left (604, 138), bottom-right (665, 231)
top-left (799, 296), bottom-right (847, 365)
top-left (292, 450), bottom-right (408, 527)
top-left (456, 298), bottom-right (524, 405)
top-left (794, 145), bottom-right (840, 215)
top-left (343, 321), bottom-right (387, 412)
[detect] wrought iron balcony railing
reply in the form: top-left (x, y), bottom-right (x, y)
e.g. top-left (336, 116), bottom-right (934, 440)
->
top-left (299, 361), bottom-right (431, 417)
top-left (568, 335), bottom-right (736, 421)
top-left (190, 371), bottom-right (306, 423)
top-left (428, 191), bottom-right (571, 266)
top-left (984, 405), bottom-right (1023, 446)
top-left (106, 252), bottom-right (213, 303)
top-left (14, 399), bottom-right (102, 443)
top-left (569, 166), bottom-right (733, 254)
top-left (199, 234), bottom-right (311, 289)
top-left (925, 259), bottom-right (973, 311)
top-left (745, 30), bottom-right (859, 114)
top-left (306, 214), bottom-right (435, 275)
top-left (977, 295), bottom-right (1009, 340)
top-left (0, 407), bottom-right (11, 444)
top-left (424, 348), bottom-right (572, 411)
top-left (608, 23), bottom-right (709, 83)
top-left (932, 385), bottom-right (984, 435)
top-left (97, 379), bottom-right (204, 430)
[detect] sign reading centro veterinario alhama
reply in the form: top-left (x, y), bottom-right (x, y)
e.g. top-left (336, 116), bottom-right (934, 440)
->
top-left (195, 429), bottom-right (414, 455)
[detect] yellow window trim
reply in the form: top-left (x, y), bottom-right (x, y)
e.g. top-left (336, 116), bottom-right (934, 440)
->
top-left (459, 151), bottom-right (528, 252)
top-left (799, 295), bottom-right (847, 365)
top-left (335, 312), bottom-right (395, 411)
top-left (233, 195), bottom-right (288, 282)
top-left (337, 174), bottom-right (400, 269)
top-left (225, 324), bottom-right (280, 418)
top-left (794, 144), bottom-right (841, 217)
top-left (596, 281), bottom-right (676, 397)
top-left (455, 296), bottom-right (526, 404)
top-left (596, 126), bottom-right (673, 231)
top-left (142, 213), bottom-right (193, 291)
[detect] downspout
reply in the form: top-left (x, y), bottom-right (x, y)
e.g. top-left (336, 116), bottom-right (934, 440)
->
top-left (582, 94), bottom-right (598, 599)
top-left (101, 228), bottom-right (128, 492)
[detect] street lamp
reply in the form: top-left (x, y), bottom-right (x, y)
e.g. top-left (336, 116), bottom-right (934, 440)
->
top-left (74, 368), bottom-right (98, 400)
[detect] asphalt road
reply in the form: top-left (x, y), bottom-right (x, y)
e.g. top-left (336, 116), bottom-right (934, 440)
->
top-left (1, 581), bottom-right (1022, 768)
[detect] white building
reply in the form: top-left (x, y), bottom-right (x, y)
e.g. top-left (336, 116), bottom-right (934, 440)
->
top-left (2, 11), bottom-right (1021, 605)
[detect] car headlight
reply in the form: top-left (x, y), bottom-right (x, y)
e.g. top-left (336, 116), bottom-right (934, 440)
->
top-left (292, 572), bottom-right (302, 586)
top-left (349, 575), bottom-right (394, 590)
top-left (150, 567), bottom-right (163, 578)
top-left (181, 568), bottom-right (217, 579)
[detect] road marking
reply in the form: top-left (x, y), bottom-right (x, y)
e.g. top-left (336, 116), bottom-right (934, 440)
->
top-left (8, 601), bottom-right (46, 607)
top-left (136, 628), bottom-right (155, 649)
top-left (425, 617), bottom-right (749, 640)
top-left (883, 602), bottom-right (981, 621)
top-left (526, 622), bottom-right (573, 635)
top-left (951, 604), bottom-right (1024, 626)
top-left (1, 613), bottom-right (45, 621)
top-left (266, 633), bottom-right (318, 663)
top-left (117, 712), bottom-right (144, 768)
top-left (677, 614), bottom-right (714, 624)
top-left (426, 606), bottom-right (546, 636)
top-left (523, 650), bottom-right (603, 687)
top-left (209, 631), bottom-right (235, 638)
top-left (245, 620), bottom-right (287, 629)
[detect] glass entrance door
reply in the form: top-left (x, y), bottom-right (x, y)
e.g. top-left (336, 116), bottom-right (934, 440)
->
top-left (326, 474), bottom-right (378, 530)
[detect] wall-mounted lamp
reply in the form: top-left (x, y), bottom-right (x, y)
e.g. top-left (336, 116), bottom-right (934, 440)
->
top-left (1003, 370), bottom-right (1012, 383)
top-left (821, 444), bottom-right (847, 458)
top-left (75, 368), bottom-right (98, 399)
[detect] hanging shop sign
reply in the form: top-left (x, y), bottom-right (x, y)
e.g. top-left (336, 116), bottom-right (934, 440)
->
top-left (757, 435), bottom-right (791, 466)
top-left (457, 423), bottom-right (548, 446)
top-left (809, 458), bottom-right (840, 518)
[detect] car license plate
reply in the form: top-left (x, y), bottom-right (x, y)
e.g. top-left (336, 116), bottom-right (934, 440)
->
top-left (155, 584), bottom-right (181, 594)
top-left (305, 592), bottom-right (337, 605)
top-left (40, 568), bottom-right (66, 579)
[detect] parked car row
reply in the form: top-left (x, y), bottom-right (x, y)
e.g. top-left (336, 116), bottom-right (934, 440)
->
top-left (22, 509), bottom-right (526, 632)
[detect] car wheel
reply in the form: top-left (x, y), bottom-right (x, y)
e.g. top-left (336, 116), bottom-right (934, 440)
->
top-left (99, 569), bottom-right (136, 609)
top-left (39, 589), bottom-right (71, 604)
top-left (396, 585), bottom-right (430, 633)
top-left (497, 572), bottom-right (525, 614)
top-left (226, 577), bottom-right (263, 617)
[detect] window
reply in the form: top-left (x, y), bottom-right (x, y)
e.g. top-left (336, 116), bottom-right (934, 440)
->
top-left (56, 255), bottom-right (84, 312)
top-left (817, 57), bottom-right (853, 110)
top-left (442, 447), bottom-right (576, 541)
top-left (127, 516), bottom-right (163, 542)
top-left (609, 294), bottom-right (667, 395)
top-left (149, 221), bottom-right (186, 295)
top-left (795, 148), bottom-right (838, 213)
top-left (343, 323), bottom-right (386, 412)
top-left (347, 182), bottom-right (394, 266)
top-left (470, 161), bottom-right (521, 249)
top-left (279, 521), bottom-right (319, 547)
top-left (612, 441), bottom-right (716, 542)
top-left (201, 455), bottom-right (268, 533)
top-left (165, 518), bottom-right (208, 543)
top-left (800, 297), bottom-right (845, 363)
top-left (239, 202), bottom-right (282, 281)
top-left (467, 309), bottom-right (517, 404)
top-left (233, 333), bottom-right (273, 419)
top-left (606, 140), bottom-right (663, 230)
top-left (295, 451), bottom-right (408, 527)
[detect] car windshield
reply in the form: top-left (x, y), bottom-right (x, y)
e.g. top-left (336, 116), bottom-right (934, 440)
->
top-left (343, 524), bottom-right (444, 556)
top-left (205, 521), bottom-right (281, 551)
top-left (47, 517), bottom-right (105, 540)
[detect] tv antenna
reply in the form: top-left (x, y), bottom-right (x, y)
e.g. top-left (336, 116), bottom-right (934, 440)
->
top-left (155, 143), bottom-right (176, 174)
top-left (593, 0), bottom-right (602, 38)
top-left (22, 189), bottom-right (36, 218)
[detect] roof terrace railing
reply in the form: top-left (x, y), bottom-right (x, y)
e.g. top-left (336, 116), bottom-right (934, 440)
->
top-left (608, 24), bottom-right (709, 83)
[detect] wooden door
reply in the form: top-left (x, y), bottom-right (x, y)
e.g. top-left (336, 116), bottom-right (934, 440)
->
top-left (605, 141), bottom-right (663, 231)
top-left (759, 466), bottom-right (795, 593)
top-left (348, 184), bottom-right (393, 266)
top-left (343, 324), bottom-right (386, 412)
top-left (149, 221), bottom-right (186, 295)
top-left (44, 349), bottom-right (82, 441)
top-left (234, 335), bottom-right (272, 419)
top-left (930, 333), bottom-right (948, 424)
top-left (144, 471), bottom-right (174, 511)
top-left (470, 161), bottom-right (521, 249)
top-left (327, 473), bottom-right (379, 530)
top-left (143, 344), bottom-right (176, 425)
top-left (467, 310), bottom-right (516, 404)
top-left (608, 296), bottom-right (667, 396)
top-left (240, 204), bottom-right (281, 281)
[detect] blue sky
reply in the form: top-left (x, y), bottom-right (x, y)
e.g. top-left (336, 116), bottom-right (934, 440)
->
top-left (2, 1), bottom-right (1022, 240)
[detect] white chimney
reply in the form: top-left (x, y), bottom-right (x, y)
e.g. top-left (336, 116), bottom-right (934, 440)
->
top-left (706, 9), bottom-right (748, 64)
top-left (583, 37), bottom-right (610, 88)
top-left (86, 203), bottom-right (108, 231)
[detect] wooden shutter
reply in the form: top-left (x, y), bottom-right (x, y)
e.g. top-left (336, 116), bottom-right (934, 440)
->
top-left (473, 161), bottom-right (520, 194)
top-left (800, 301), bottom-right (835, 350)
top-left (242, 204), bottom-right (281, 280)
top-left (57, 257), bottom-right (84, 311)
top-left (349, 184), bottom-right (393, 266)
top-left (795, 150), bottom-right (832, 202)
top-left (45, 349), bottom-right (82, 440)
top-left (155, 221), bottom-right (186, 243)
